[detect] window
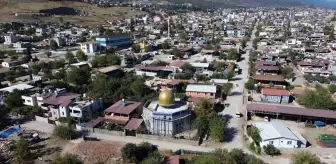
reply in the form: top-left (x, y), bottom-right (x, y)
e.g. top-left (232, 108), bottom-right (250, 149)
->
top-left (269, 141), bottom-right (274, 145)
top-left (62, 112), bottom-right (64, 116)
top-left (287, 141), bottom-right (292, 145)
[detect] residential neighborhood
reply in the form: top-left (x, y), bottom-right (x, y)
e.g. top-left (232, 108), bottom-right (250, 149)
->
top-left (0, 1), bottom-right (335, 164)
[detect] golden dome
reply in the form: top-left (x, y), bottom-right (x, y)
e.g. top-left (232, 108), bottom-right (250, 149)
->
top-left (159, 89), bottom-right (175, 106)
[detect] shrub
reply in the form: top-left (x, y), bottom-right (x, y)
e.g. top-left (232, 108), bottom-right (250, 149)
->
top-left (53, 125), bottom-right (75, 140)
top-left (263, 144), bottom-right (281, 156)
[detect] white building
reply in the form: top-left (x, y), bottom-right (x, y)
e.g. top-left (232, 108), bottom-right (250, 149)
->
top-left (254, 122), bottom-right (307, 148)
top-left (79, 41), bottom-right (98, 55)
top-left (4, 35), bottom-right (19, 44)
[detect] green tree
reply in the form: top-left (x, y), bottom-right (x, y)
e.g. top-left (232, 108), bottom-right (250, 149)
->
top-left (0, 105), bottom-right (9, 128)
top-left (171, 48), bottom-right (184, 59)
top-left (291, 151), bottom-right (320, 164)
top-left (141, 151), bottom-right (163, 164)
top-left (51, 153), bottom-right (82, 164)
top-left (227, 49), bottom-right (241, 61)
top-left (280, 66), bottom-right (294, 79)
top-left (132, 44), bottom-right (141, 53)
top-left (67, 67), bottom-right (91, 86)
top-left (65, 51), bottom-right (76, 64)
top-left (121, 143), bottom-right (138, 163)
top-left (247, 126), bottom-right (261, 144)
top-left (181, 62), bottom-right (196, 74)
top-left (50, 40), bottom-right (58, 50)
top-left (195, 99), bottom-right (214, 117)
top-left (245, 79), bottom-right (255, 90)
top-left (76, 49), bottom-right (87, 61)
top-left (263, 144), bottom-right (281, 156)
top-left (161, 41), bottom-right (170, 49)
top-left (52, 125), bottom-right (75, 140)
top-left (106, 54), bottom-right (121, 65)
top-left (297, 88), bottom-right (333, 109)
top-left (13, 138), bottom-right (31, 164)
top-left (4, 90), bottom-right (24, 109)
top-left (209, 114), bottom-right (226, 142)
top-left (328, 84), bottom-right (336, 94)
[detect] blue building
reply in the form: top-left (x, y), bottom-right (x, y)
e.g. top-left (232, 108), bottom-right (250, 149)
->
top-left (95, 34), bottom-right (132, 48)
top-left (261, 88), bottom-right (290, 104)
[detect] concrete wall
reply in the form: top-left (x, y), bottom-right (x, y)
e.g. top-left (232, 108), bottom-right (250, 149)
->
top-left (261, 138), bottom-right (298, 148)
top-left (35, 116), bottom-right (49, 123)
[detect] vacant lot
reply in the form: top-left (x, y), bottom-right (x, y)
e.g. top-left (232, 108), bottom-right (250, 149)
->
top-left (0, 0), bottom-right (146, 26)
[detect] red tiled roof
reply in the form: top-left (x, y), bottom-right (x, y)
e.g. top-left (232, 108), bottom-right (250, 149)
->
top-left (124, 118), bottom-right (143, 130)
top-left (262, 88), bottom-right (290, 96)
top-left (255, 65), bottom-right (279, 71)
top-left (169, 60), bottom-right (185, 68)
top-left (42, 93), bottom-right (80, 107)
top-left (104, 100), bottom-right (142, 115)
top-left (247, 103), bottom-right (336, 119)
top-left (252, 74), bottom-right (285, 82)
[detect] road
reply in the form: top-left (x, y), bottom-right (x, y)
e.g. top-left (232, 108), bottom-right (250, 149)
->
top-left (218, 23), bottom-right (257, 149)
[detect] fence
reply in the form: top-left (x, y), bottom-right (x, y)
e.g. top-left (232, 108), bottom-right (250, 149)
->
top-left (83, 127), bottom-right (125, 136)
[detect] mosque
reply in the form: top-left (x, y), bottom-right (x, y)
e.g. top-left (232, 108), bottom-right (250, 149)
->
top-left (142, 89), bottom-right (191, 136)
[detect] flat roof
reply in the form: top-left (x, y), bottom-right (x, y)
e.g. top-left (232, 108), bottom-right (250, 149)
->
top-left (247, 103), bottom-right (336, 119)
top-left (186, 84), bottom-right (216, 93)
top-left (253, 74), bottom-right (285, 82)
top-left (98, 65), bottom-right (121, 73)
top-left (0, 84), bottom-right (34, 93)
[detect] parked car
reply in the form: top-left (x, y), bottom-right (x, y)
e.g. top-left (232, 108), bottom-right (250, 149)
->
top-left (235, 112), bottom-right (243, 118)
top-left (264, 116), bottom-right (269, 122)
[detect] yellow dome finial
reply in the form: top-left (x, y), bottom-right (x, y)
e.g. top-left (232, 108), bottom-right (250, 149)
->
top-left (159, 89), bottom-right (174, 106)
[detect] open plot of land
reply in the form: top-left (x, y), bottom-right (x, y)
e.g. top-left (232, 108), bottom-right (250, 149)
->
top-left (0, 0), bottom-right (146, 26)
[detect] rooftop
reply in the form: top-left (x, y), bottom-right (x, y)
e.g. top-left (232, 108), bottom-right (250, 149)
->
top-left (252, 74), bottom-right (285, 82)
top-left (247, 103), bottom-right (336, 119)
top-left (97, 65), bottom-right (121, 73)
top-left (186, 84), bottom-right (216, 93)
top-left (0, 84), bottom-right (34, 93)
top-left (42, 93), bottom-right (81, 107)
top-left (254, 122), bottom-right (299, 141)
top-left (104, 100), bottom-right (142, 115)
top-left (262, 88), bottom-right (290, 96)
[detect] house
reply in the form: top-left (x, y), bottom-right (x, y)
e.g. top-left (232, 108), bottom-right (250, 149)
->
top-left (261, 88), bottom-right (290, 104)
top-left (95, 34), bottom-right (132, 48)
top-left (2, 61), bottom-right (20, 68)
top-left (252, 74), bottom-right (286, 86)
top-left (70, 62), bottom-right (90, 69)
top-left (254, 122), bottom-right (306, 148)
top-left (95, 65), bottom-right (122, 78)
top-left (104, 99), bottom-right (142, 125)
top-left (255, 65), bottom-right (280, 75)
top-left (135, 66), bottom-right (174, 78)
top-left (0, 84), bottom-right (34, 93)
top-left (79, 41), bottom-right (98, 55)
top-left (40, 91), bottom-right (102, 120)
top-left (4, 35), bottom-right (19, 44)
top-left (186, 84), bottom-right (216, 99)
top-left (190, 62), bottom-right (210, 72)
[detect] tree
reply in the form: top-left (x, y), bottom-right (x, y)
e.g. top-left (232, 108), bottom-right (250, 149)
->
top-left (291, 151), bottom-right (320, 164)
top-left (106, 54), bottom-right (121, 65)
top-left (247, 126), bottom-right (261, 144)
top-left (263, 144), bottom-right (281, 156)
top-left (0, 105), bottom-right (9, 127)
top-left (209, 114), bottom-right (226, 142)
top-left (245, 79), bottom-right (255, 90)
top-left (13, 138), bottom-right (31, 164)
top-left (141, 151), bottom-right (163, 164)
top-left (297, 88), bottom-right (333, 109)
top-left (45, 51), bottom-right (52, 58)
top-left (76, 49), bottom-right (87, 61)
top-left (181, 62), bottom-right (195, 74)
top-left (195, 99), bottom-right (214, 117)
top-left (50, 40), bottom-right (58, 50)
top-left (161, 41), bottom-right (170, 49)
top-left (132, 44), bottom-right (141, 53)
top-left (121, 142), bottom-right (157, 163)
top-left (225, 70), bottom-right (235, 81)
top-left (328, 84), bottom-right (336, 94)
top-left (171, 48), bottom-right (183, 59)
top-left (51, 153), bottom-right (83, 164)
top-left (65, 51), bottom-right (76, 64)
top-left (4, 90), bottom-right (24, 109)
top-left (227, 49), bottom-right (241, 61)
top-left (53, 125), bottom-right (75, 140)
top-left (67, 67), bottom-right (91, 86)
top-left (280, 66), bottom-right (294, 79)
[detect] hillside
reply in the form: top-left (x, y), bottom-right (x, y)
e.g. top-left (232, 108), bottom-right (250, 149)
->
top-left (0, 0), bottom-right (146, 26)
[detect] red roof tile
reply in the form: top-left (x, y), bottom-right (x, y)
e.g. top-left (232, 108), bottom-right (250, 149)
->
top-left (262, 88), bottom-right (290, 96)
top-left (42, 93), bottom-right (80, 107)
top-left (169, 60), bottom-right (185, 68)
top-left (104, 100), bottom-right (142, 115)
top-left (255, 65), bottom-right (279, 71)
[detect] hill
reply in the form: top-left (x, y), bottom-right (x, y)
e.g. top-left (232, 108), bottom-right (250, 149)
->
top-left (0, 0), bottom-right (146, 26)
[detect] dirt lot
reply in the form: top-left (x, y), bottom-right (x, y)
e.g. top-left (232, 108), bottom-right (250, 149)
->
top-left (0, 0), bottom-right (146, 26)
